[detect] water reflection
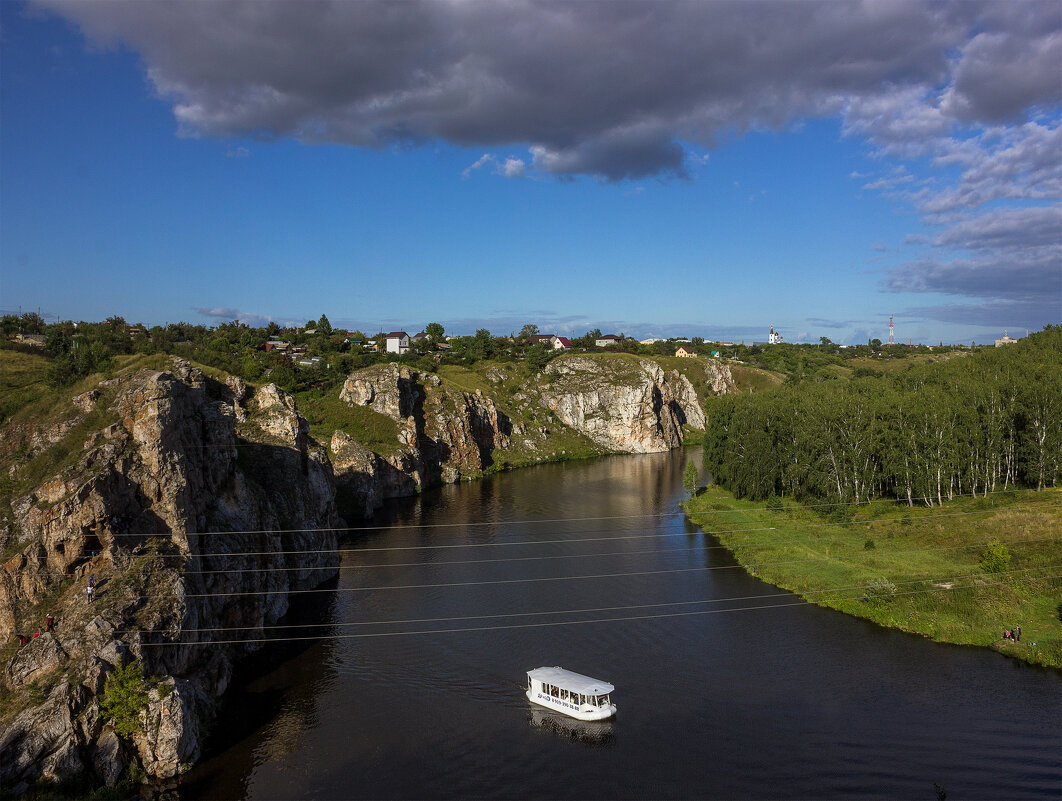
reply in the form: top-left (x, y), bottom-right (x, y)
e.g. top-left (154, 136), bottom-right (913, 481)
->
top-left (527, 707), bottom-right (615, 747)
top-left (183, 449), bottom-right (1062, 801)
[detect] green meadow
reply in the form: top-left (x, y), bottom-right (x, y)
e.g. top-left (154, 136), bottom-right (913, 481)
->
top-left (685, 484), bottom-right (1062, 668)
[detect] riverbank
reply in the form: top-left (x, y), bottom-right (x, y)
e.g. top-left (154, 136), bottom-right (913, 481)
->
top-left (683, 485), bottom-right (1062, 668)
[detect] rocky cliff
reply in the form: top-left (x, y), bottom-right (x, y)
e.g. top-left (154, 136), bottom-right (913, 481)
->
top-left (333, 364), bottom-right (513, 516)
top-left (538, 356), bottom-right (704, 453)
top-left (0, 351), bottom-right (732, 794)
top-left (0, 360), bottom-right (340, 794)
top-left (329, 355), bottom-right (719, 516)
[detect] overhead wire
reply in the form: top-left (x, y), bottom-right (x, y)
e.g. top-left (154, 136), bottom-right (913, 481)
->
top-left (176, 528), bottom-right (1062, 576)
top-left (120, 502), bottom-right (1062, 561)
top-left (137, 574), bottom-right (1062, 646)
top-left (101, 484), bottom-right (1054, 539)
top-left (137, 540), bottom-right (1061, 599)
top-left (117, 564), bottom-right (1062, 635)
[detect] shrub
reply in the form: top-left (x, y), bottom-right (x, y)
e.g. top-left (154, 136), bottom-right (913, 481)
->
top-left (100, 660), bottom-right (149, 739)
top-left (979, 539), bottom-right (1011, 573)
top-left (863, 576), bottom-right (897, 604)
top-left (864, 539), bottom-right (875, 550)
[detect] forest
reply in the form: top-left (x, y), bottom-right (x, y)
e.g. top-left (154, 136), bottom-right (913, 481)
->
top-left (703, 326), bottom-right (1062, 507)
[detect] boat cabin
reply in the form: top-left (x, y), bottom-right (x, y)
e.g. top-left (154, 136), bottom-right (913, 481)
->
top-left (526, 666), bottom-right (616, 721)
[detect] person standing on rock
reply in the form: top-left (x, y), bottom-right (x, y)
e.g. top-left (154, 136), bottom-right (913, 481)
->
top-left (87, 583), bottom-right (94, 603)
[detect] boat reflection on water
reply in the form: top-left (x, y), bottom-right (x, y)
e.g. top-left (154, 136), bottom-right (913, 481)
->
top-left (527, 707), bottom-right (615, 747)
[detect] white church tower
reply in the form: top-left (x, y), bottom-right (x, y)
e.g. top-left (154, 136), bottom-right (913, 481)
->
top-left (768, 325), bottom-right (783, 344)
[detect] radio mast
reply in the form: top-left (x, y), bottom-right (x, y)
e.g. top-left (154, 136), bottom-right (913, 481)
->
top-left (888, 315), bottom-right (895, 345)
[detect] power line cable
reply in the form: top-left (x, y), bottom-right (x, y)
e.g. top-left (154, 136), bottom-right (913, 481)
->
top-left (117, 565), bottom-right (1061, 635)
top-left (176, 530), bottom-right (1060, 576)
top-left (150, 540), bottom-right (1061, 599)
top-left (124, 502), bottom-right (1062, 560)
top-left (137, 575), bottom-right (1062, 646)
top-left (101, 485), bottom-right (1057, 539)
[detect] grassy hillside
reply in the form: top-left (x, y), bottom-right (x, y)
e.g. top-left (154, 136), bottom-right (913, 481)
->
top-left (684, 485), bottom-right (1062, 668)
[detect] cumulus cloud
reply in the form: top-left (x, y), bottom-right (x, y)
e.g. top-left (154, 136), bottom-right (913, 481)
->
top-left (38, 0), bottom-right (1061, 332)
top-left (462, 152), bottom-right (526, 179)
top-left (36, 0), bottom-right (1059, 182)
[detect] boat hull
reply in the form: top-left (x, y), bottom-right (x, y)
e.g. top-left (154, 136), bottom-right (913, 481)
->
top-left (527, 689), bottom-right (617, 721)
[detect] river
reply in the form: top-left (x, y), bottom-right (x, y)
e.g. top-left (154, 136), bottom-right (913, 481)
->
top-left (181, 449), bottom-right (1062, 800)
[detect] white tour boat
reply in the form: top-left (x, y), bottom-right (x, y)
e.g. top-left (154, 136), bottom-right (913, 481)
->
top-left (526, 666), bottom-right (617, 721)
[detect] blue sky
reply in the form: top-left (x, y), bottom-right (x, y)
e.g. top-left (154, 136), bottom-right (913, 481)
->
top-left (2, 1), bottom-right (1058, 344)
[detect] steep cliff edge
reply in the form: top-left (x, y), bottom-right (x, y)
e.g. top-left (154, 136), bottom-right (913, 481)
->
top-left (327, 354), bottom-right (727, 516)
top-left (0, 359), bottom-right (340, 794)
top-left (537, 356), bottom-right (704, 453)
top-left (0, 350), bottom-right (734, 794)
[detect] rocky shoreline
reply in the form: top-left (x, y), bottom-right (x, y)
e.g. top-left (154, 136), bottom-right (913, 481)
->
top-left (0, 354), bottom-right (732, 795)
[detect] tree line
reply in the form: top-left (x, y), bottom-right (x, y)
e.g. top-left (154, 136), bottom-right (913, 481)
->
top-left (703, 326), bottom-right (1062, 506)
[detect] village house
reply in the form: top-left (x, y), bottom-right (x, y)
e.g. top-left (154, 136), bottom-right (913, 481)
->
top-left (385, 331), bottom-right (410, 354)
top-left (552, 336), bottom-right (572, 350)
top-left (595, 334), bottom-right (621, 347)
top-left (675, 345), bottom-right (700, 358)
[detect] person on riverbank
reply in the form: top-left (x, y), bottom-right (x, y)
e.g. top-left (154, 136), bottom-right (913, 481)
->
top-left (1015, 625), bottom-right (1021, 642)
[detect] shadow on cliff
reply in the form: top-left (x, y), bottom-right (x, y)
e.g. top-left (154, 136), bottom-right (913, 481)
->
top-left (176, 575), bottom-right (340, 799)
top-left (407, 373), bottom-right (513, 479)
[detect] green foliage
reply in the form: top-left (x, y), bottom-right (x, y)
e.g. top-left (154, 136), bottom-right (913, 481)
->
top-left (862, 576), bottom-right (897, 604)
top-left (425, 322), bottom-right (445, 343)
top-left (703, 326), bottom-right (1062, 506)
top-left (100, 661), bottom-right (149, 739)
top-left (683, 461), bottom-right (699, 498)
top-left (979, 538), bottom-right (1012, 573)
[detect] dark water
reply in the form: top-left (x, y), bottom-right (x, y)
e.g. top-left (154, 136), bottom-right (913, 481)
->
top-left (182, 450), bottom-right (1062, 800)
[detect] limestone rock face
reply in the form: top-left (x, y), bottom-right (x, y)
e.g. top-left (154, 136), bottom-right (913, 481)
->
top-left (703, 360), bottom-right (736, 396)
top-left (538, 357), bottom-right (703, 453)
top-left (340, 364), bottom-right (419, 420)
top-left (132, 678), bottom-right (201, 780)
top-left (0, 359), bottom-right (341, 792)
top-left (250, 383), bottom-right (307, 446)
top-left (332, 367), bottom-right (513, 516)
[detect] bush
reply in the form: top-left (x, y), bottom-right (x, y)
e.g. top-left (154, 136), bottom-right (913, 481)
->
top-left (863, 576), bottom-right (897, 604)
top-left (979, 539), bottom-right (1011, 573)
top-left (100, 661), bottom-right (149, 739)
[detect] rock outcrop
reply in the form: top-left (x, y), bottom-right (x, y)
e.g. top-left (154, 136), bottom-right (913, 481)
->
top-left (1, 350), bottom-right (732, 795)
top-left (538, 357), bottom-right (702, 453)
top-left (333, 364), bottom-right (512, 516)
top-left (0, 360), bottom-right (340, 795)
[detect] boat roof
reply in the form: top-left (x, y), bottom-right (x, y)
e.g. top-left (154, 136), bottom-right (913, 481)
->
top-left (527, 666), bottom-right (614, 694)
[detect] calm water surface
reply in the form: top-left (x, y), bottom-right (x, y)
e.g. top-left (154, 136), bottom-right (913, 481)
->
top-left (182, 450), bottom-right (1062, 800)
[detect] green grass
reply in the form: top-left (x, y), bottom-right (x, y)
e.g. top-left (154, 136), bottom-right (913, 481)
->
top-left (846, 350), bottom-right (967, 373)
top-left (684, 485), bottom-right (1062, 668)
top-left (294, 385), bottom-right (401, 453)
top-left (728, 364), bottom-right (784, 393)
top-left (0, 350), bottom-right (53, 426)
